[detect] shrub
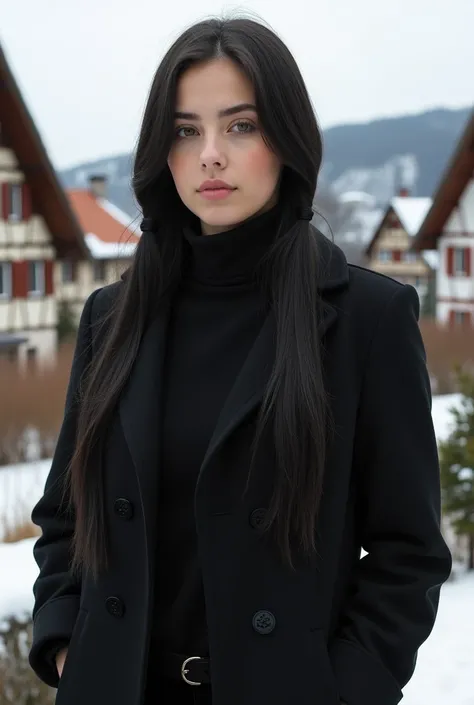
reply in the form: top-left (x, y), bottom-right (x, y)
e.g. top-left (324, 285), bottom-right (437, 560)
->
top-left (0, 616), bottom-right (55, 704)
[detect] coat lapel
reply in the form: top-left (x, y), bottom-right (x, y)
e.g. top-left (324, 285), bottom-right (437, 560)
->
top-left (199, 233), bottom-right (348, 478)
top-left (118, 232), bottom-right (349, 556)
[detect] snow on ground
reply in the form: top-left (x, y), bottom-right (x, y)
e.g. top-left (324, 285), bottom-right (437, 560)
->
top-left (431, 393), bottom-right (462, 443)
top-left (402, 570), bottom-right (474, 705)
top-left (0, 459), bottom-right (50, 541)
top-left (0, 538), bottom-right (37, 630)
top-left (0, 394), bottom-right (471, 701)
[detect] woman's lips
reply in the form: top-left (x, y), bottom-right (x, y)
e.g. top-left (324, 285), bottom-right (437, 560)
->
top-left (199, 188), bottom-right (235, 201)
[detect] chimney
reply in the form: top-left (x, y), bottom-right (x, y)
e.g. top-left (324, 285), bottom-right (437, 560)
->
top-left (398, 187), bottom-right (410, 197)
top-left (88, 174), bottom-right (107, 199)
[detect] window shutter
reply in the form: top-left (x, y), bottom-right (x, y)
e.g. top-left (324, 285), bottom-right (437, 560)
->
top-left (12, 261), bottom-right (28, 298)
top-left (448, 310), bottom-right (456, 327)
top-left (22, 183), bottom-right (32, 220)
top-left (1, 183), bottom-right (9, 220)
top-left (393, 250), bottom-right (401, 263)
top-left (465, 248), bottom-right (471, 277)
top-left (446, 247), bottom-right (454, 276)
top-left (45, 261), bottom-right (54, 295)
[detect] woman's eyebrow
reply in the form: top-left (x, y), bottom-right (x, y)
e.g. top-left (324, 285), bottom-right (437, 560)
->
top-left (174, 103), bottom-right (257, 120)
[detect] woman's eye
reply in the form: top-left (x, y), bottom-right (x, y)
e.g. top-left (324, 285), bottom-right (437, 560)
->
top-left (176, 126), bottom-right (197, 138)
top-left (230, 121), bottom-right (256, 134)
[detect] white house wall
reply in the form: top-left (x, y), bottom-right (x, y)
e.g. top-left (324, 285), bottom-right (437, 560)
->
top-left (56, 258), bottom-right (130, 323)
top-left (436, 176), bottom-right (474, 324)
top-left (444, 179), bottom-right (474, 234)
top-left (0, 143), bottom-right (58, 363)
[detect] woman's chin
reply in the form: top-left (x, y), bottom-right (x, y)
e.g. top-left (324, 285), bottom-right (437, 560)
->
top-left (197, 204), bottom-right (250, 235)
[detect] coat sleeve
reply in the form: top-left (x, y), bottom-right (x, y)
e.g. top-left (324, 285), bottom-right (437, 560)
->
top-left (329, 284), bottom-right (452, 705)
top-left (28, 289), bottom-right (101, 688)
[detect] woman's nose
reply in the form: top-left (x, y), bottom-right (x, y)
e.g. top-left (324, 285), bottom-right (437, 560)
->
top-left (200, 137), bottom-right (227, 169)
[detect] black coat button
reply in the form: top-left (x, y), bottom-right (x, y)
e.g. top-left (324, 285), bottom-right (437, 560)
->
top-left (249, 508), bottom-right (267, 530)
top-left (252, 610), bottom-right (276, 634)
top-left (114, 498), bottom-right (134, 520)
top-left (106, 596), bottom-right (125, 618)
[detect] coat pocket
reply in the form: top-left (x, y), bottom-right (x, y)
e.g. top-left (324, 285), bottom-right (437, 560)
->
top-left (55, 607), bottom-right (89, 700)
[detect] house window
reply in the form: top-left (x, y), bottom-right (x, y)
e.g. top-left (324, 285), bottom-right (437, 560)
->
top-left (378, 250), bottom-right (392, 263)
top-left (62, 260), bottom-right (76, 283)
top-left (28, 261), bottom-right (45, 295)
top-left (9, 184), bottom-right (23, 221)
top-left (451, 310), bottom-right (471, 326)
top-left (454, 248), bottom-right (467, 275)
top-left (93, 260), bottom-right (106, 282)
top-left (0, 262), bottom-right (12, 298)
top-left (403, 252), bottom-right (418, 263)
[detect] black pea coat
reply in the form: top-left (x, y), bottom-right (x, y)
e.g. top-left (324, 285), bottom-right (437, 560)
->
top-left (29, 235), bottom-right (452, 705)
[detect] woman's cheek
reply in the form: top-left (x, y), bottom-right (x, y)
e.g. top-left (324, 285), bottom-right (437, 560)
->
top-left (168, 149), bottom-right (190, 187)
top-left (243, 144), bottom-right (281, 184)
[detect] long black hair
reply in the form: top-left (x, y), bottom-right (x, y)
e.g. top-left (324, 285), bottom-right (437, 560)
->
top-left (67, 17), bottom-right (328, 579)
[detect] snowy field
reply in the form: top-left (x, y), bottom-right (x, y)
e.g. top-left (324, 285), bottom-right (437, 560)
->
top-left (0, 458), bottom-right (50, 541)
top-left (0, 393), bottom-right (472, 703)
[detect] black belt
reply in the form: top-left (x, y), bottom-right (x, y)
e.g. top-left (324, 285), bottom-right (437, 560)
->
top-left (159, 652), bottom-right (211, 686)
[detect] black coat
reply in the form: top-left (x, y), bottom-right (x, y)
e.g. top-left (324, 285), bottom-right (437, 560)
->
top-left (29, 236), bottom-right (452, 705)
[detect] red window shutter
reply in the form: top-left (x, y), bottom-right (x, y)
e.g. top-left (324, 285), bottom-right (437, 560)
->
top-left (393, 250), bottom-right (401, 263)
top-left (465, 248), bottom-right (471, 277)
top-left (45, 261), bottom-right (54, 295)
top-left (1, 183), bottom-right (9, 220)
top-left (22, 183), bottom-right (32, 220)
top-left (12, 261), bottom-right (28, 298)
top-left (446, 247), bottom-right (454, 276)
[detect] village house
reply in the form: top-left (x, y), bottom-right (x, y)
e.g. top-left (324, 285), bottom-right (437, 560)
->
top-left (59, 174), bottom-right (139, 324)
top-left (1, 42), bottom-right (140, 361)
top-left (365, 188), bottom-right (437, 309)
top-left (0, 43), bottom-right (85, 367)
top-left (413, 111), bottom-right (474, 327)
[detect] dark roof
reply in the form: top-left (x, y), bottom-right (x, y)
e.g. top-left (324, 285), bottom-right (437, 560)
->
top-left (413, 110), bottom-right (474, 251)
top-left (0, 42), bottom-right (87, 259)
top-left (0, 333), bottom-right (28, 348)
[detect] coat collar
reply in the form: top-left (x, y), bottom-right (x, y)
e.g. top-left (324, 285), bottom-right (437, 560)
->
top-left (118, 234), bottom-right (349, 563)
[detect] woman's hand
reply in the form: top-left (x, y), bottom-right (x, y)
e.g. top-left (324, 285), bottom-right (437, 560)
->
top-left (56, 647), bottom-right (68, 678)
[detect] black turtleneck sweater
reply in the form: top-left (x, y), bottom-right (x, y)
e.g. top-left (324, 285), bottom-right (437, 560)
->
top-left (149, 206), bottom-right (281, 660)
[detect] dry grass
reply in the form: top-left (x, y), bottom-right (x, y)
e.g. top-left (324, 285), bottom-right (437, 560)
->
top-left (0, 343), bottom-right (74, 466)
top-left (420, 319), bottom-right (474, 394)
top-left (2, 519), bottom-right (40, 543)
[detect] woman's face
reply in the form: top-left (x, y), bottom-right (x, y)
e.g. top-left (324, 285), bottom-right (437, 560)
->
top-left (167, 57), bottom-right (282, 236)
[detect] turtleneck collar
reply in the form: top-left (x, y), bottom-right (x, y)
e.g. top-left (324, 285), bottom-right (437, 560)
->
top-left (182, 204), bottom-right (284, 285)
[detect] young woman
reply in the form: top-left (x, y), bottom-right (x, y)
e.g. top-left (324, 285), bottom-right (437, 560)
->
top-left (28, 17), bottom-right (451, 705)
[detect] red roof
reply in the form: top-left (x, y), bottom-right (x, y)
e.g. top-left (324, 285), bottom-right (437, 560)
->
top-left (67, 189), bottom-right (139, 246)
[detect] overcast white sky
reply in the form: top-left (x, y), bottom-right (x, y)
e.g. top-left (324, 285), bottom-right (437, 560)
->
top-left (1, 0), bottom-right (473, 169)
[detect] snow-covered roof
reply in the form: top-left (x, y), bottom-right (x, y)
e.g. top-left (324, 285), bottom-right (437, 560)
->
top-left (366, 196), bottom-right (433, 254)
top-left (85, 233), bottom-right (138, 260)
top-left (97, 198), bottom-right (140, 232)
top-left (391, 197), bottom-right (433, 237)
top-left (67, 189), bottom-right (140, 260)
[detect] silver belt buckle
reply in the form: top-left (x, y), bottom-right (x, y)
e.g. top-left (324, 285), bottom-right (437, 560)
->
top-left (181, 656), bottom-right (202, 686)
